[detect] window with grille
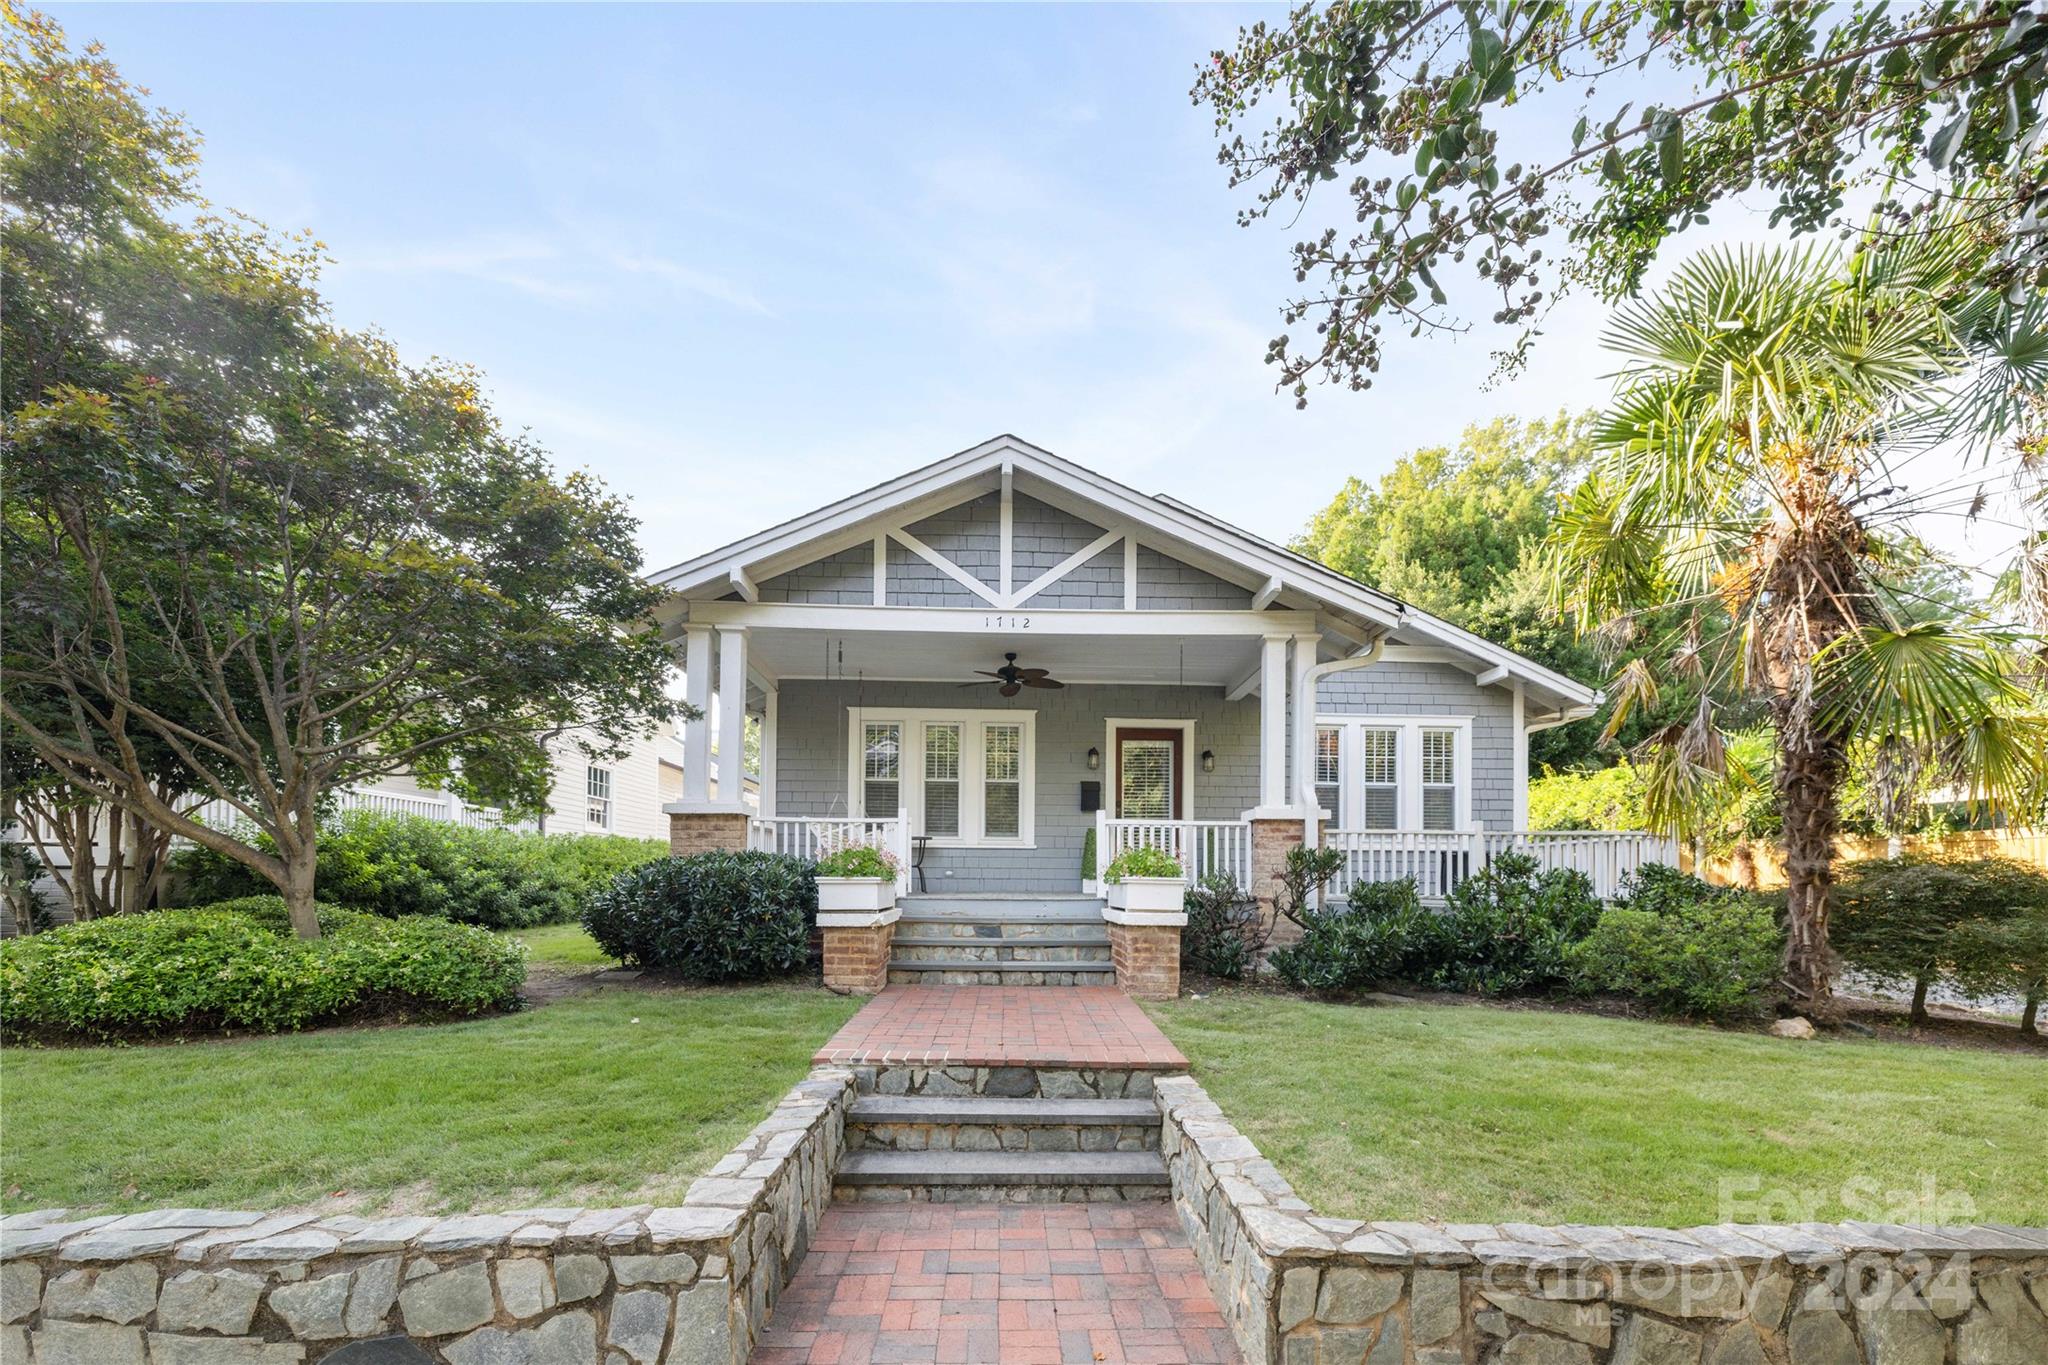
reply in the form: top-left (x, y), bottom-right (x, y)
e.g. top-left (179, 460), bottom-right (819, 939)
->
top-left (1359, 728), bottom-right (1400, 830)
top-left (922, 722), bottom-right (961, 838)
top-left (1421, 728), bottom-right (1458, 830)
top-left (586, 766), bottom-right (612, 829)
top-left (862, 721), bottom-right (901, 819)
top-left (985, 723), bottom-right (1023, 838)
top-left (1314, 726), bottom-right (1343, 820)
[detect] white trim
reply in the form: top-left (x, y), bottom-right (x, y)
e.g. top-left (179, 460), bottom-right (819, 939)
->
top-left (727, 565), bottom-right (758, 603)
top-left (1223, 665), bottom-right (1262, 702)
top-left (1511, 684), bottom-right (1529, 830)
top-left (1010, 527), bottom-right (1125, 608)
top-left (888, 525), bottom-right (1004, 607)
top-left (999, 462), bottom-right (1014, 601)
top-left (682, 626), bottom-right (714, 804)
top-left (1258, 636), bottom-right (1288, 808)
top-left (872, 535), bottom-right (886, 605)
top-left (1101, 906), bottom-right (1189, 927)
top-left (1316, 713), bottom-right (1475, 832)
top-left (1473, 664), bottom-right (1510, 688)
top-left (716, 626), bottom-right (748, 807)
top-left (681, 602), bottom-right (1320, 637)
top-left (1102, 717), bottom-right (1196, 822)
top-left (817, 906), bottom-right (903, 929)
top-left (1251, 576), bottom-right (1284, 611)
top-left (847, 706), bottom-right (1037, 848)
top-left (760, 686), bottom-right (780, 816)
top-left (1122, 536), bottom-right (1138, 610)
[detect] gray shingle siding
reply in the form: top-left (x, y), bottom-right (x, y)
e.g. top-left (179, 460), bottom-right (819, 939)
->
top-left (772, 679), bottom-right (1261, 894)
top-left (904, 493), bottom-right (1001, 588)
top-left (885, 540), bottom-right (981, 607)
top-left (1315, 662), bottom-right (1516, 831)
top-left (1135, 546), bottom-right (1253, 609)
top-left (1012, 494), bottom-right (1105, 579)
top-left (1019, 545), bottom-right (1122, 609)
top-left (759, 545), bottom-right (872, 604)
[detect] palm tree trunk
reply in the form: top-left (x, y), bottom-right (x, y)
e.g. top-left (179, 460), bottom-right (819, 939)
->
top-left (1777, 725), bottom-right (1846, 1020)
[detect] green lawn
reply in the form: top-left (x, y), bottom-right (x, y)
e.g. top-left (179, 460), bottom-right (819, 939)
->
top-left (2, 984), bottom-right (860, 1215)
top-left (502, 921), bottom-right (615, 966)
top-left (1147, 993), bottom-right (2048, 1227)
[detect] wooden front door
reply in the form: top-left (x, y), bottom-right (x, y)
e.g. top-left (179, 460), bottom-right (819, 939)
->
top-left (1114, 728), bottom-right (1183, 820)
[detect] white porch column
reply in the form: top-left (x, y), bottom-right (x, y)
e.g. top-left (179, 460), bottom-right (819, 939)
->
top-left (1289, 630), bottom-right (1320, 810)
top-left (1258, 634), bottom-right (1288, 810)
top-left (716, 626), bottom-right (748, 807)
top-left (1511, 683), bottom-right (1529, 830)
top-left (681, 626), bottom-right (714, 803)
top-left (759, 685), bottom-right (779, 816)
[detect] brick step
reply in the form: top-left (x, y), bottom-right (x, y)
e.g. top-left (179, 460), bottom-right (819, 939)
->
top-left (833, 1149), bottom-right (1169, 1203)
top-left (885, 962), bottom-right (1116, 985)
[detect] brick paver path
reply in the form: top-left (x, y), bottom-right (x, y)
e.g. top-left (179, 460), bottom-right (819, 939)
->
top-left (812, 987), bottom-right (1188, 1070)
top-left (751, 1202), bottom-right (1240, 1364)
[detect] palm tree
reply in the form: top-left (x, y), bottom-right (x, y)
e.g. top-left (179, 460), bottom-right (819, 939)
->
top-left (1547, 234), bottom-right (2048, 1021)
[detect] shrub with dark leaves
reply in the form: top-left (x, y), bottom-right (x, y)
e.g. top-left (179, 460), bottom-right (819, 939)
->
top-left (1269, 878), bottom-right (1433, 991)
top-left (1568, 867), bottom-right (1782, 1019)
top-left (1180, 875), bottom-right (1269, 980)
top-left (1409, 853), bottom-right (1602, 996)
top-left (582, 851), bottom-right (816, 980)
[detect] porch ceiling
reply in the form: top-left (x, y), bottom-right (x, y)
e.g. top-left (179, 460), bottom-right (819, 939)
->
top-left (750, 627), bottom-right (1264, 689)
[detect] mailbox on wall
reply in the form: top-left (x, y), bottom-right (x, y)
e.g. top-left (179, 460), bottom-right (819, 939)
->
top-left (1079, 781), bottom-right (1101, 813)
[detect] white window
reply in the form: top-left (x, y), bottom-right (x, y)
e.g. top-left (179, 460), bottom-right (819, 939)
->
top-left (586, 766), bottom-right (612, 830)
top-left (1313, 725), bottom-right (1343, 820)
top-left (863, 721), bottom-right (902, 819)
top-left (1420, 728), bottom-right (1458, 831)
top-left (923, 722), bottom-right (961, 838)
top-left (847, 709), bottom-right (1036, 846)
top-left (1358, 727), bottom-right (1400, 830)
top-left (1315, 716), bottom-right (1473, 831)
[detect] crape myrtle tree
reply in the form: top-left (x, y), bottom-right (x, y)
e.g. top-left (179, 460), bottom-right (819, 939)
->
top-left (1543, 231), bottom-right (2048, 1022)
top-left (1, 11), bottom-right (679, 938)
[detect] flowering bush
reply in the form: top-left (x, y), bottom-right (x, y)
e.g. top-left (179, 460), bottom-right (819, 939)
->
top-left (814, 844), bottom-right (900, 879)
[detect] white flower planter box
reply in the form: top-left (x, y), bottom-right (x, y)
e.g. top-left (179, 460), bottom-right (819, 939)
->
top-left (816, 876), bottom-right (897, 915)
top-left (1104, 875), bottom-right (1186, 916)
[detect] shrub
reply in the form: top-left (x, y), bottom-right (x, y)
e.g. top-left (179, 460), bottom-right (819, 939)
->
top-left (174, 811), bottom-right (667, 928)
top-left (1410, 853), bottom-right (1602, 996)
top-left (815, 845), bottom-right (899, 879)
top-left (0, 899), bottom-right (525, 1039)
top-left (1181, 875), bottom-right (1269, 980)
top-left (1832, 856), bottom-right (2048, 1023)
top-left (1103, 846), bottom-right (1182, 882)
top-left (581, 851), bottom-right (815, 980)
top-left (1079, 827), bottom-right (1097, 883)
top-left (1270, 877), bottom-right (1429, 991)
top-left (1568, 868), bottom-right (1781, 1018)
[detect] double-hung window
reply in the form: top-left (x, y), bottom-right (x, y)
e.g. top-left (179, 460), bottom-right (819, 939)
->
top-left (1313, 716), bottom-right (1471, 831)
top-left (848, 709), bottom-right (1035, 846)
top-left (586, 766), bottom-right (613, 830)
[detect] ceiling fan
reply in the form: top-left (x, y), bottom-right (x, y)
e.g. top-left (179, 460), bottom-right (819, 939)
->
top-left (961, 652), bottom-right (1065, 698)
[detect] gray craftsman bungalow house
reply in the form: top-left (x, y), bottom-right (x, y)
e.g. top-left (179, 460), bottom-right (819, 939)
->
top-left (649, 435), bottom-right (1668, 959)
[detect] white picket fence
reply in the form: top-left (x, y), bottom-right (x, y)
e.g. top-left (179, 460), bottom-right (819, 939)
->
top-left (1326, 828), bottom-right (1678, 901)
top-left (1098, 815), bottom-right (1254, 889)
top-left (748, 812), bottom-right (912, 890)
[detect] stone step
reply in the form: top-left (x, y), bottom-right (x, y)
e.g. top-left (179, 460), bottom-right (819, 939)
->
top-left (898, 896), bottom-right (1104, 923)
top-left (892, 925), bottom-right (1110, 944)
top-left (849, 1096), bottom-right (1158, 1126)
top-left (890, 943), bottom-right (1114, 964)
top-left (833, 1149), bottom-right (1169, 1202)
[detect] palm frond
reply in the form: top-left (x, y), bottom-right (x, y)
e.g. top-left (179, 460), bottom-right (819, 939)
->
top-left (1814, 620), bottom-right (2037, 753)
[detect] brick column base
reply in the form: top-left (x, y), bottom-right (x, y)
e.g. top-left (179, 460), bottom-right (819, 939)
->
top-left (821, 920), bottom-right (896, 994)
top-left (1107, 922), bottom-right (1181, 1000)
top-left (1250, 817), bottom-right (1308, 947)
top-left (668, 810), bottom-right (751, 855)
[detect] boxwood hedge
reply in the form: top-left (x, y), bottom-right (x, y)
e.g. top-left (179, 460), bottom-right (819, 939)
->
top-left (582, 850), bottom-right (815, 981)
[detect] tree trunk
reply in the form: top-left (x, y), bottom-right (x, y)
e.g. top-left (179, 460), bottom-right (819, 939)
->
top-left (2023, 987), bottom-right (2040, 1037)
top-left (1776, 724), bottom-right (1848, 1021)
top-left (1910, 975), bottom-right (1930, 1024)
top-left (282, 835), bottom-right (321, 939)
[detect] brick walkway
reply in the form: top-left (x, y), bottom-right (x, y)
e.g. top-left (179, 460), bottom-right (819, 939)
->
top-left (812, 987), bottom-right (1188, 1070)
top-left (751, 1202), bottom-right (1239, 1364)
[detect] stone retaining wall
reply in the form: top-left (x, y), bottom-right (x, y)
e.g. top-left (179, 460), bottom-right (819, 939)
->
top-left (0, 1067), bottom-right (855, 1365)
top-left (1153, 1075), bottom-right (2048, 1365)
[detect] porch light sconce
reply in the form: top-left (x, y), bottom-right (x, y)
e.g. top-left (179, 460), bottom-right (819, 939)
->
top-left (1086, 747), bottom-right (1101, 771)
top-left (1201, 750), bottom-right (1215, 773)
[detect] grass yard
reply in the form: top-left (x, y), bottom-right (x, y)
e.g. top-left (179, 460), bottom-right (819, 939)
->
top-left (1148, 992), bottom-right (2048, 1227)
top-left (502, 921), bottom-right (616, 966)
top-left (2, 984), bottom-right (859, 1215)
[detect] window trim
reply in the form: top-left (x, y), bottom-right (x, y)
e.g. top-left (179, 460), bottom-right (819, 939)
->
top-left (846, 707), bottom-right (1037, 848)
top-left (585, 764), bottom-right (614, 831)
top-left (1313, 714), bottom-right (1475, 831)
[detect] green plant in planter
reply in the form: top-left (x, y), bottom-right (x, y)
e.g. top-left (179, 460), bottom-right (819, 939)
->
top-left (1103, 846), bottom-right (1183, 883)
top-left (815, 845), bottom-right (900, 879)
top-left (1080, 827), bottom-right (1098, 883)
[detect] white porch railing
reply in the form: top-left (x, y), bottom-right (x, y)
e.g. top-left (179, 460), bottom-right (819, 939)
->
top-left (748, 811), bottom-right (913, 891)
top-left (185, 787), bottom-right (533, 835)
top-left (1326, 828), bottom-right (1678, 901)
top-left (1099, 815), bottom-right (1253, 890)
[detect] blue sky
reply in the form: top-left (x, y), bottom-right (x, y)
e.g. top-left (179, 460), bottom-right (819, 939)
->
top-left (51, 3), bottom-right (2017, 580)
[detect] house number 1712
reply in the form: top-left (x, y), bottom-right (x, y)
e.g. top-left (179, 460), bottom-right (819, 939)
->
top-left (982, 615), bottom-right (1032, 630)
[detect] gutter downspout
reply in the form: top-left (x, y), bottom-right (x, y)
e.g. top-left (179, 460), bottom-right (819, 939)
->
top-left (1292, 616), bottom-right (1399, 820)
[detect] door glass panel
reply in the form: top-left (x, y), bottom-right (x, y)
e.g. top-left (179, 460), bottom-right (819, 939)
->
top-left (923, 723), bottom-right (960, 837)
top-left (1119, 739), bottom-right (1174, 820)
